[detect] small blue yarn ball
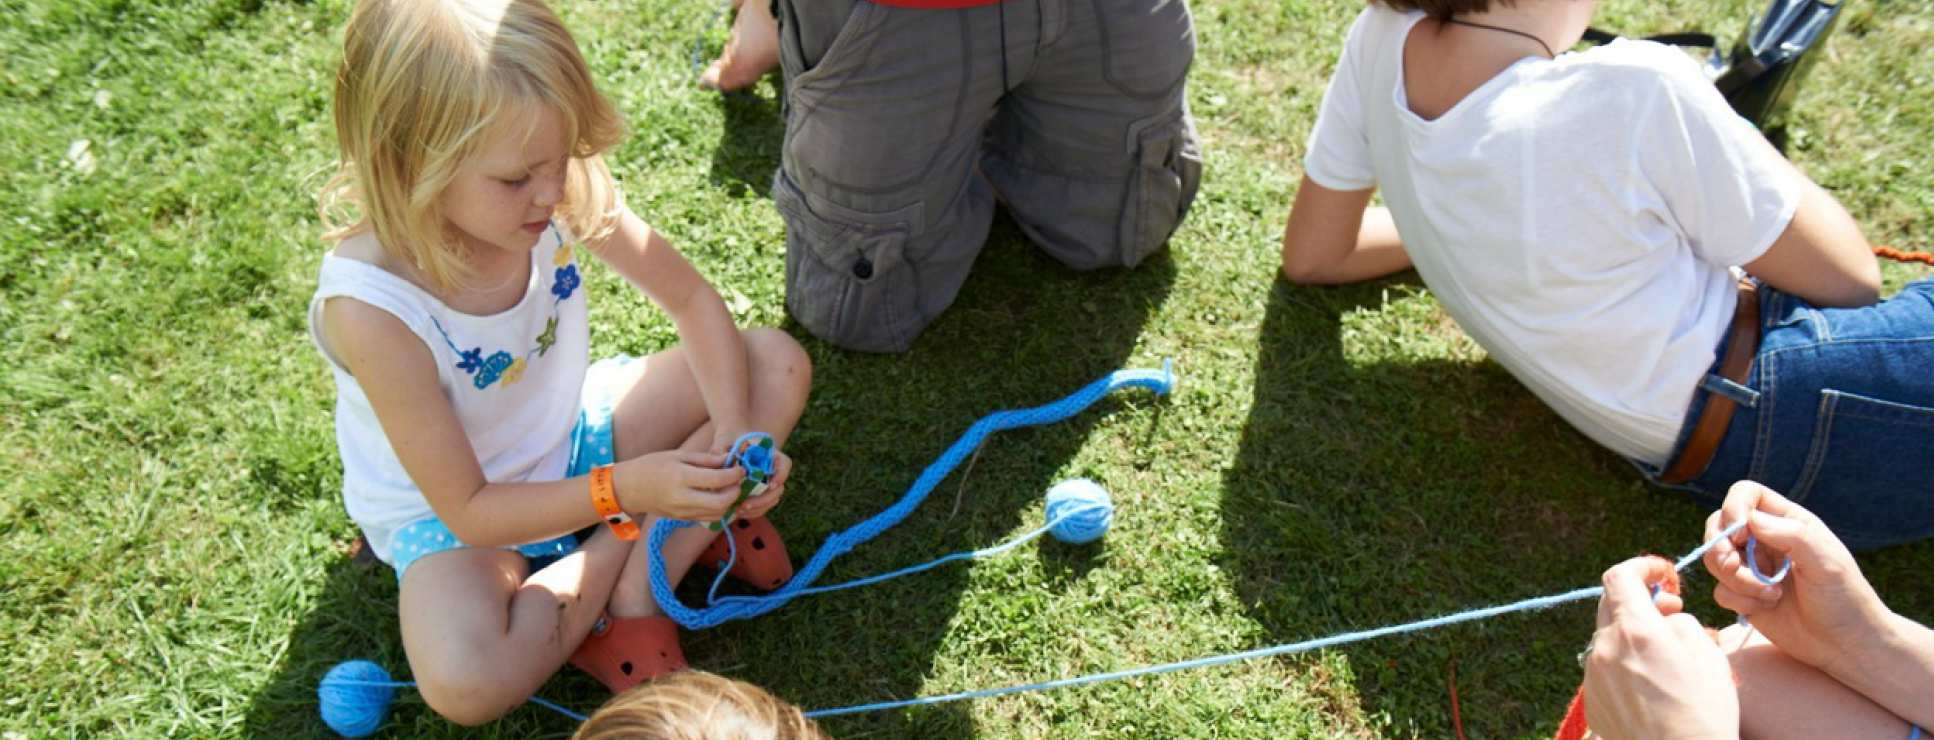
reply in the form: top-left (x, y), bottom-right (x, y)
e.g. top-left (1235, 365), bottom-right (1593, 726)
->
top-left (1045, 478), bottom-right (1114, 544)
top-left (319, 660), bottom-right (396, 738)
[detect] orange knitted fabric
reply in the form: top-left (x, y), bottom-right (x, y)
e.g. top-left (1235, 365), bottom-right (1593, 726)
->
top-left (1876, 246), bottom-right (1934, 267)
top-left (1553, 685), bottom-right (1589, 740)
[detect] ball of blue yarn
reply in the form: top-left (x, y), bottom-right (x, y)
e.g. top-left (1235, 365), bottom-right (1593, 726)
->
top-left (318, 660), bottom-right (395, 738)
top-left (1045, 478), bottom-right (1114, 544)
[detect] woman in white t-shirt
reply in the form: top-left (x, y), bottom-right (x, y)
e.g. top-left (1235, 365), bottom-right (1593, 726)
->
top-left (1281, 0), bottom-right (1934, 552)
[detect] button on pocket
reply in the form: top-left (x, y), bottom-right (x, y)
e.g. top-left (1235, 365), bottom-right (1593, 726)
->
top-left (774, 171), bottom-right (920, 352)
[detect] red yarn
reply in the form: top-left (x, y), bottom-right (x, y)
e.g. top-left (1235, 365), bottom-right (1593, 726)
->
top-left (1553, 685), bottom-right (1589, 740)
top-left (1552, 628), bottom-right (1730, 739)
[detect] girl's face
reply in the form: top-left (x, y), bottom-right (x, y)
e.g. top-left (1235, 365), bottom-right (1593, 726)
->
top-left (442, 105), bottom-right (570, 258)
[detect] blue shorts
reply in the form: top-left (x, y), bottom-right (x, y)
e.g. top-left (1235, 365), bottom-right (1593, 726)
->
top-left (389, 356), bottom-right (634, 580)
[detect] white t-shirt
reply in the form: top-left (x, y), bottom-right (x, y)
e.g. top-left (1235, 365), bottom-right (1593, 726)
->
top-left (1304, 6), bottom-right (1802, 464)
top-left (308, 225), bottom-right (590, 563)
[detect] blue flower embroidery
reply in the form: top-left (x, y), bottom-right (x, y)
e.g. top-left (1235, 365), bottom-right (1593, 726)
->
top-left (551, 264), bottom-right (580, 300)
top-left (430, 240), bottom-right (582, 393)
top-left (456, 347), bottom-right (485, 375)
top-left (472, 351), bottom-right (515, 389)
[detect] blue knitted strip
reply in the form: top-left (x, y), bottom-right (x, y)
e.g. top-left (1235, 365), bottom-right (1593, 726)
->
top-left (646, 363), bottom-right (1176, 629)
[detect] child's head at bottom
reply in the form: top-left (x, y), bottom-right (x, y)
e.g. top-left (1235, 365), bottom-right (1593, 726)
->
top-left (573, 671), bottom-right (827, 740)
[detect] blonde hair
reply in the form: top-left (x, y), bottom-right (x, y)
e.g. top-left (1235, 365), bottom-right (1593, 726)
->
top-left (319, 0), bottom-right (624, 295)
top-left (573, 671), bottom-right (828, 740)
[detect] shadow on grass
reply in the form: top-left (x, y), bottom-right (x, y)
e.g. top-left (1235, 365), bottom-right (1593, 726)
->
top-left (1219, 277), bottom-right (1700, 737)
top-left (707, 86), bottom-right (784, 200)
top-left (240, 548), bottom-right (609, 738)
top-left (1220, 277), bottom-right (1934, 736)
top-left (243, 212), bottom-right (1174, 738)
top-left (735, 212), bottom-right (1178, 737)
top-left (243, 544), bottom-right (630, 738)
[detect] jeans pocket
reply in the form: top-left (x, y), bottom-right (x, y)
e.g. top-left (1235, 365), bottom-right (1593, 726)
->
top-left (1117, 110), bottom-right (1202, 267)
top-left (774, 171), bottom-right (919, 352)
top-left (1786, 389), bottom-right (1934, 548)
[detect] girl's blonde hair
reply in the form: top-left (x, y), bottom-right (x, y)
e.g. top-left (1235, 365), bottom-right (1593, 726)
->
top-left (319, 0), bottom-right (624, 295)
top-left (573, 671), bottom-right (828, 740)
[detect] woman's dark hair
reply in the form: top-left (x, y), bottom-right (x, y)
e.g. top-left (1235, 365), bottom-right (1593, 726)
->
top-left (1374, 0), bottom-right (1517, 19)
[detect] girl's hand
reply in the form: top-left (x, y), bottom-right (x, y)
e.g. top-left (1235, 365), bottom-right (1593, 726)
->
top-left (615, 450), bottom-right (745, 522)
top-left (1583, 556), bottom-right (1739, 740)
top-left (1701, 480), bottom-right (1891, 677)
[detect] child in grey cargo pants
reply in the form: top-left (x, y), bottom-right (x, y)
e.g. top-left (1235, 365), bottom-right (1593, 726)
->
top-left (773, 0), bottom-right (1203, 352)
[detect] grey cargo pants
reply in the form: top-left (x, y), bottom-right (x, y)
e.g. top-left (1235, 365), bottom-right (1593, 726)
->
top-left (774, 0), bottom-right (1202, 352)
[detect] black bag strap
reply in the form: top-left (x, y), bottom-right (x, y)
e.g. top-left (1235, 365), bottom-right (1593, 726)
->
top-left (1583, 26), bottom-right (1719, 49)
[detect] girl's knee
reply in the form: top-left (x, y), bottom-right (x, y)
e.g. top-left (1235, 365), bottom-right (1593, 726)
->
top-left (745, 327), bottom-right (812, 398)
top-left (415, 660), bottom-right (525, 726)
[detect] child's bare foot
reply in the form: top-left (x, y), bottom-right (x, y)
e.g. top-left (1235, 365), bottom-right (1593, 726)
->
top-left (699, 0), bottom-right (779, 92)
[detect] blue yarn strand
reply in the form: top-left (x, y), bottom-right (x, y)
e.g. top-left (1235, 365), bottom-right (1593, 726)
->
top-left (1745, 535), bottom-right (1793, 585)
top-left (703, 432), bottom-right (773, 606)
top-left (647, 362), bottom-right (1176, 630)
top-left (321, 677), bottom-right (587, 729)
top-left (709, 502), bottom-right (1108, 603)
top-left (525, 695), bottom-right (590, 723)
top-left (799, 520), bottom-right (1748, 719)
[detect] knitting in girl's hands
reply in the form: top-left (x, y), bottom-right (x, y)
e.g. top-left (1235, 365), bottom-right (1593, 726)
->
top-left (710, 433), bottom-right (779, 531)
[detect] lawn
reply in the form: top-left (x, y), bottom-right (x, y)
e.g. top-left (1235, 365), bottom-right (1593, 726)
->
top-left (3, 0), bottom-right (1932, 737)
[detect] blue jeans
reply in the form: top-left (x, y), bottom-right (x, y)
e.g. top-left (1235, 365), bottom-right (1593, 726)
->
top-left (1646, 280), bottom-right (1934, 550)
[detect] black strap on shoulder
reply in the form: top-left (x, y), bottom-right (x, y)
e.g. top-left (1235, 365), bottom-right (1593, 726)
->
top-left (1583, 26), bottom-right (1718, 49)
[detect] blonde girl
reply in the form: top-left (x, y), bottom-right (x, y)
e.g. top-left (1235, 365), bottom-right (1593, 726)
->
top-left (311, 0), bottom-right (809, 725)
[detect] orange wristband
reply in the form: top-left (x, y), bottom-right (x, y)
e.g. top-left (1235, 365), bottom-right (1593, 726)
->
top-left (589, 465), bottom-right (638, 540)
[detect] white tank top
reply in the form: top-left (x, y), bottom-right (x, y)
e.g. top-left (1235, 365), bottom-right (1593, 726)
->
top-left (308, 225), bottom-right (590, 564)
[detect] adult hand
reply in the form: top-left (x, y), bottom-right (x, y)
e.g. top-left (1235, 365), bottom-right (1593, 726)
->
top-left (1583, 556), bottom-right (1738, 740)
top-left (1701, 480), bottom-right (1892, 677)
top-left (615, 450), bottom-right (745, 522)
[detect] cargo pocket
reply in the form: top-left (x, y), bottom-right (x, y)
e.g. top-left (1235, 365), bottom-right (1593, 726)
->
top-left (1117, 110), bottom-right (1203, 268)
top-left (774, 171), bottom-right (921, 353)
top-left (1785, 389), bottom-right (1934, 548)
top-left (776, 1), bottom-right (880, 103)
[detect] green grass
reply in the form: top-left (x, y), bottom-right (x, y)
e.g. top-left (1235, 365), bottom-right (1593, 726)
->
top-left (4, 0), bottom-right (1933, 736)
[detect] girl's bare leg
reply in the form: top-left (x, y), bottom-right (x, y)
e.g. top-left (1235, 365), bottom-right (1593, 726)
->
top-left (604, 327), bottom-right (811, 618)
top-left (397, 528), bottom-right (630, 725)
top-left (1722, 624), bottom-right (1911, 740)
top-left (393, 330), bottom-right (807, 723)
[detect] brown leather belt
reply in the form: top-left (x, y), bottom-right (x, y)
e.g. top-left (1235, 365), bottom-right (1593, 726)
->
top-left (1659, 281), bottom-right (1760, 485)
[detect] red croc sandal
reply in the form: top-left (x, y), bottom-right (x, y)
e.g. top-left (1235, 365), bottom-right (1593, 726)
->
top-left (569, 614), bottom-right (688, 693)
top-left (699, 516), bottom-right (793, 591)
